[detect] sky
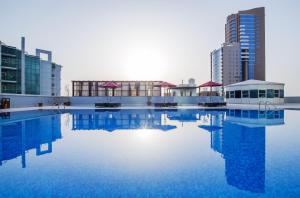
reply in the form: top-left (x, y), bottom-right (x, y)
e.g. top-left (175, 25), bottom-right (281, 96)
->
top-left (0, 0), bottom-right (299, 96)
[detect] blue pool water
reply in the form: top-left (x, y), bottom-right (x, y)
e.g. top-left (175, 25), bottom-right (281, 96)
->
top-left (0, 109), bottom-right (299, 198)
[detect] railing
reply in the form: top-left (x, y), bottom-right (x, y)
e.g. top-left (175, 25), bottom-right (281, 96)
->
top-left (259, 101), bottom-right (277, 111)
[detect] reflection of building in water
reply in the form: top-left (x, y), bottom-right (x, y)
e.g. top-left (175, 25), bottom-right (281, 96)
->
top-left (72, 109), bottom-right (177, 132)
top-left (0, 115), bottom-right (62, 168)
top-left (167, 109), bottom-right (199, 122)
top-left (203, 109), bottom-right (284, 193)
top-left (223, 121), bottom-right (265, 193)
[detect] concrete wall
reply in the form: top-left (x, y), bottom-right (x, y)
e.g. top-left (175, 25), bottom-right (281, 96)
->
top-left (70, 96), bottom-right (224, 106)
top-left (285, 97), bottom-right (300, 103)
top-left (0, 94), bottom-right (68, 108)
top-left (1, 94), bottom-right (224, 108)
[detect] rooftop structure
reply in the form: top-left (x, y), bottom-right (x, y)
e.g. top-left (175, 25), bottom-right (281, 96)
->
top-left (225, 80), bottom-right (285, 105)
top-left (72, 80), bottom-right (164, 97)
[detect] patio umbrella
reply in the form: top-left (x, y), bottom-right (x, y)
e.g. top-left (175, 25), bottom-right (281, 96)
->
top-left (100, 81), bottom-right (121, 96)
top-left (198, 125), bottom-right (223, 132)
top-left (198, 81), bottom-right (223, 103)
top-left (154, 81), bottom-right (176, 104)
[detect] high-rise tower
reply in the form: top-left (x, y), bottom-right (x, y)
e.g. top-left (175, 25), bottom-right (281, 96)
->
top-left (225, 7), bottom-right (265, 81)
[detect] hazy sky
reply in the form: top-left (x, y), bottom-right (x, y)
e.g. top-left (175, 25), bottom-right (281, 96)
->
top-left (1, 0), bottom-right (299, 95)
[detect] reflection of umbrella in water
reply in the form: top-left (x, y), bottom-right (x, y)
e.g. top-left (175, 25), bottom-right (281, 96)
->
top-left (152, 125), bottom-right (177, 131)
top-left (168, 114), bottom-right (199, 122)
top-left (198, 125), bottom-right (223, 133)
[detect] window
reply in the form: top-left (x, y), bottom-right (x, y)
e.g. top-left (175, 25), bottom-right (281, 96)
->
top-left (235, 90), bottom-right (241, 98)
top-left (250, 90), bottom-right (258, 98)
top-left (279, 90), bottom-right (284, 98)
top-left (242, 90), bottom-right (249, 98)
top-left (259, 90), bottom-right (266, 98)
top-left (226, 91), bottom-right (229, 99)
top-left (267, 89), bottom-right (274, 98)
top-left (274, 90), bottom-right (279, 98)
top-left (230, 91), bottom-right (235, 98)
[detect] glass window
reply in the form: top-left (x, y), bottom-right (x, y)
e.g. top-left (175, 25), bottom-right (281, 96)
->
top-left (259, 90), bottom-right (266, 98)
top-left (274, 90), bottom-right (279, 98)
top-left (267, 89), bottom-right (274, 98)
top-left (226, 91), bottom-right (229, 99)
top-left (235, 90), bottom-right (241, 98)
top-left (250, 90), bottom-right (258, 98)
top-left (230, 91), bottom-right (235, 98)
top-left (279, 90), bottom-right (284, 98)
top-left (242, 90), bottom-right (249, 98)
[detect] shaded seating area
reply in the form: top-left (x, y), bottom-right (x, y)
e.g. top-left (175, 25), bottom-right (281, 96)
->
top-left (153, 82), bottom-right (178, 107)
top-left (95, 82), bottom-right (122, 108)
top-left (198, 81), bottom-right (226, 107)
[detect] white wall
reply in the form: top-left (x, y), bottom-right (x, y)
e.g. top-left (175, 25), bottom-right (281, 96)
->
top-left (0, 94), bottom-right (68, 108)
top-left (70, 96), bottom-right (224, 106)
top-left (40, 60), bottom-right (52, 96)
top-left (52, 65), bottom-right (61, 96)
top-left (0, 94), bottom-right (224, 109)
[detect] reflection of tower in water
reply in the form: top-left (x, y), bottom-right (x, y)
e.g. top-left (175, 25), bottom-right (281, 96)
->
top-left (208, 110), bottom-right (284, 193)
top-left (222, 122), bottom-right (265, 193)
top-left (0, 114), bottom-right (62, 168)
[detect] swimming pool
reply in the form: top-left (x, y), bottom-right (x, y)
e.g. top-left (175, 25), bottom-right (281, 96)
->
top-left (0, 109), bottom-right (299, 197)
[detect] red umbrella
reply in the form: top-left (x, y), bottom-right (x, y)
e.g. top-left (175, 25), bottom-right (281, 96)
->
top-left (100, 81), bottom-right (121, 89)
top-left (198, 81), bottom-right (223, 97)
top-left (154, 81), bottom-right (177, 88)
top-left (154, 81), bottom-right (176, 98)
top-left (100, 81), bottom-right (121, 97)
top-left (199, 81), bottom-right (223, 87)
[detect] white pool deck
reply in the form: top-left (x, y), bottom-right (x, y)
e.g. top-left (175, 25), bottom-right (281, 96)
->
top-left (1, 103), bottom-right (300, 113)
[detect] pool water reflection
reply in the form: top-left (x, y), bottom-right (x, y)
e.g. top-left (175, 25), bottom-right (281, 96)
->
top-left (0, 109), bottom-right (299, 197)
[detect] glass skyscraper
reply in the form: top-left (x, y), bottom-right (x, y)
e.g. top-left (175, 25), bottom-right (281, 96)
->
top-left (25, 54), bottom-right (40, 95)
top-left (225, 7), bottom-right (265, 81)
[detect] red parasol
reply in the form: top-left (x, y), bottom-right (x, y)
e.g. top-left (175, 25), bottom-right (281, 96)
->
top-left (100, 81), bottom-right (121, 89)
top-left (199, 81), bottom-right (223, 87)
top-left (154, 81), bottom-right (176, 88)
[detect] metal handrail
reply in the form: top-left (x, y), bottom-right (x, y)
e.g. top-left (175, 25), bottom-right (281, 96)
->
top-left (264, 101), bottom-right (277, 111)
top-left (258, 101), bottom-right (264, 111)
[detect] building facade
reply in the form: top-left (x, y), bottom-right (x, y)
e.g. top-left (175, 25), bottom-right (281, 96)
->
top-left (225, 80), bottom-right (284, 105)
top-left (0, 38), bottom-right (61, 96)
top-left (36, 49), bottom-right (61, 96)
top-left (0, 42), bottom-right (22, 94)
top-left (225, 7), bottom-right (265, 81)
top-left (25, 54), bottom-right (40, 94)
top-left (211, 7), bottom-right (265, 86)
top-left (211, 43), bottom-right (241, 87)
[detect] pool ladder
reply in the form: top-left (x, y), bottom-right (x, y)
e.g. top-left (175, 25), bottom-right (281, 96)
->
top-left (259, 101), bottom-right (278, 111)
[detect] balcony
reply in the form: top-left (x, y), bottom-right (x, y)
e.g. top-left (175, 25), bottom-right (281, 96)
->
top-left (1, 66), bottom-right (17, 70)
top-left (1, 79), bottom-right (17, 83)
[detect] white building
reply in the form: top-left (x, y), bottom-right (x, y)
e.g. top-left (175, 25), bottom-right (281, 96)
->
top-left (225, 80), bottom-right (284, 105)
top-left (211, 42), bottom-right (241, 88)
top-left (36, 49), bottom-right (61, 96)
top-left (170, 78), bottom-right (198, 96)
